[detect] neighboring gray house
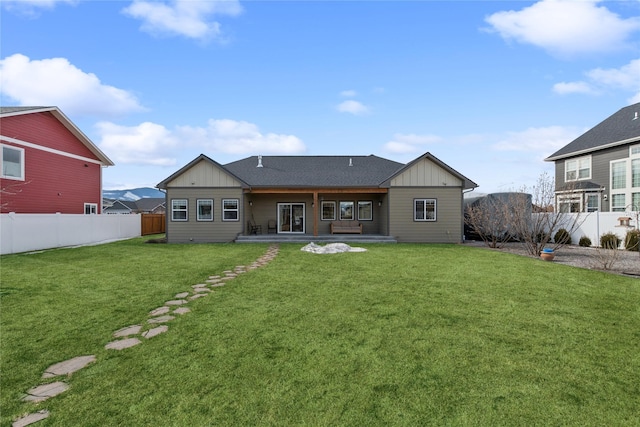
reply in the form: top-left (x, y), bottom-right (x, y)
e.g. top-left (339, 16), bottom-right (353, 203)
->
top-left (545, 102), bottom-right (640, 212)
top-left (156, 152), bottom-right (477, 243)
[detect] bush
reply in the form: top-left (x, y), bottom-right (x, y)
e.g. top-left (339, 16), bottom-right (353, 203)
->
top-left (624, 229), bottom-right (640, 252)
top-left (554, 228), bottom-right (572, 245)
top-left (600, 232), bottom-right (621, 250)
top-left (579, 236), bottom-right (592, 247)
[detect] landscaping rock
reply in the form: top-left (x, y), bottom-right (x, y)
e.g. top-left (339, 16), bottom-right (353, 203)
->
top-left (142, 325), bottom-right (168, 339)
top-left (105, 338), bottom-right (141, 350)
top-left (12, 410), bottom-right (50, 427)
top-left (42, 355), bottom-right (96, 378)
top-left (148, 315), bottom-right (174, 324)
top-left (149, 306), bottom-right (170, 316)
top-left (23, 382), bottom-right (68, 402)
top-left (113, 325), bottom-right (142, 337)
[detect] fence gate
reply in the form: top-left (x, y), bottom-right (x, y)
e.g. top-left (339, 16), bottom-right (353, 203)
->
top-left (141, 214), bottom-right (166, 236)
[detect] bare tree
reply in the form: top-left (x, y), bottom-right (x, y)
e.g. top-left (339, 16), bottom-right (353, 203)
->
top-left (507, 172), bottom-right (584, 256)
top-left (1, 180), bottom-right (30, 212)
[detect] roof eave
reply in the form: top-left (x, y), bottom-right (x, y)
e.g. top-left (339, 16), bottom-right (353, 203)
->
top-left (545, 135), bottom-right (640, 162)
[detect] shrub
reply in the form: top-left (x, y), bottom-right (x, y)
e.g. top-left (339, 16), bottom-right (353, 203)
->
top-left (554, 228), bottom-right (571, 245)
top-left (600, 232), bottom-right (621, 250)
top-left (624, 229), bottom-right (640, 252)
top-left (579, 236), bottom-right (592, 247)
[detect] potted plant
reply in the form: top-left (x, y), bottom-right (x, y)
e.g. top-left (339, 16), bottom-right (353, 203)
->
top-left (540, 247), bottom-right (555, 261)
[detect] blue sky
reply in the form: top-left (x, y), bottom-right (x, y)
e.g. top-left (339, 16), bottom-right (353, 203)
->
top-left (2, 0), bottom-right (639, 193)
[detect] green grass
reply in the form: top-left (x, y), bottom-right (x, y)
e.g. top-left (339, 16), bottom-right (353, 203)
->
top-left (1, 239), bottom-right (638, 426)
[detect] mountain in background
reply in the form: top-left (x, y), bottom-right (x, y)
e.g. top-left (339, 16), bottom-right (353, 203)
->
top-left (103, 187), bottom-right (165, 201)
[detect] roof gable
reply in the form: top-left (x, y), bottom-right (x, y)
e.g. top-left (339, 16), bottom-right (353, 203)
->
top-left (223, 155), bottom-right (404, 187)
top-left (0, 106), bottom-right (114, 166)
top-left (384, 152), bottom-right (478, 189)
top-left (546, 102), bottom-right (640, 161)
top-left (157, 154), bottom-right (247, 188)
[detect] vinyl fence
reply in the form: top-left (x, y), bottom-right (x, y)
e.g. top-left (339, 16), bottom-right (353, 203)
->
top-left (545, 211), bottom-right (638, 246)
top-left (1, 213), bottom-right (141, 255)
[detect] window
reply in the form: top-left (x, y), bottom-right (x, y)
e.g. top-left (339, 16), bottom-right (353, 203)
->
top-left (585, 194), bottom-right (599, 212)
top-left (633, 193), bottom-right (640, 211)
top-left (321, 201), bottom-right (336, 220)
top-left (222, 199), bottom-right (239, 221)
top-left (84, 203), bottom-right (98, 215)
top-left (358, 201), bottom-right (373, 221)
top-left (339, 201), bottom-right (354, 220)
top-left (171, 199), bottom-right (188, 221)
top-left (565, 156), bottom-right (591, 181)
top-left (611, 194), bottom-right (626, 212)
top-left (197, 199), bottom-right (213, 221)
top-left (1, 145), bottom-right (24, 180)
top-left (632, 159), bottom-right (640, 188)
top-left (631, 144), bottom-right (640, 156)
top-left (611, 160), bottom-right (626, 190)
top-left (414, 199), bottom-right (436, 221)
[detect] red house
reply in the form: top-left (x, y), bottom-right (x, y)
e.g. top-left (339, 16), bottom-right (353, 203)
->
top-left (1, 106), bottom-right (114, 214)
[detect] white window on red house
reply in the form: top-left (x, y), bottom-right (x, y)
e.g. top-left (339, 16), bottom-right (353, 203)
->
top-left (1, 144), bottom-right (25, 180)
top-left (84, 203), bottom-right (98, 214)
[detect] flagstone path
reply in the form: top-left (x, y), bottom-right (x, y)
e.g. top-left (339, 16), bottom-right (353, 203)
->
top-left (12, 244), bottom-right (279, 427)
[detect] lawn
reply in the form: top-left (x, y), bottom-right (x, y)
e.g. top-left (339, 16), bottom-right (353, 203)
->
top-left (1, 238), bottom-right (638, 426)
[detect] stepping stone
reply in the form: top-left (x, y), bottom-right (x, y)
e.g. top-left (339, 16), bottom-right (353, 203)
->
top-left (188, 294), bottom-right (207, 301)
top-left (225, 272), bottom-right (237, 277)
top-left (113, 325), bottom-right (142, 337)
top-left (206, 279), bottom-right (221, 284)
top-left (193, 287), bottom-right (211, 293)
top-left (23, 382), bottom-right (69, 402)
top-left (210, 283), bottom-right (225, 287)
top-left (105, 338), bottom-right (141, 350)
top-left (12, 410), bottom-right (50, 427)
top-left (148, 315), bottom-right (174, 324)
top-left (175, 292), bottom-right (189, 298)
top-left (193, 284), bottom-right (208, 288)
top-left (42, 355), bottom-right (96, 378)
top-left (165, 299), bottom-right (187, 306)
top-left (221, 277), bottom-right (235, 281)
top-left (149, 306), bottom-right (170, 316)
top-left (174, 307), bottom-right (191, 315)
top-left (209, 275), bottom-right (221, 279)
top-left (142, 325), bottom-right (168, 339)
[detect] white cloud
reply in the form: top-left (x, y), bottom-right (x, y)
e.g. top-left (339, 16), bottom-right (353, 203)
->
top-left (178, 119), bottom-right (306, 154)
top-left (553, 59), bottom-right (640, 103)
top-left (96, 122), bottom-right (179, 166)
top-left (122, 0), bottom-right (242, 41)
top-left (492, 126), bottom-right (581, 157)
top-left (97, 118), bottom-right (305, 166)
top-left (340, 90), bottom-right (357, 97)
top-left (485, 0), bottom-right (640, 56)
top-left (383, 133), bottom-right (443, 154)
top-left (2, 0), bottom-right (75, 15)
top-left (336, 100), bottom-right (370, 115)
top-left (0, 54), bottom-right (145, 117)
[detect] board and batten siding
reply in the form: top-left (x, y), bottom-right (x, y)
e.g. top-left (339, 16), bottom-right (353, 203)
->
top-left (165, 159), bottom-right (244, 188)
top-left (388, 187), bottom-right (463, 243)
top-left (390, 158), bottom-right (463, 187)
top-left (165, 187), bottom-right (244, 243)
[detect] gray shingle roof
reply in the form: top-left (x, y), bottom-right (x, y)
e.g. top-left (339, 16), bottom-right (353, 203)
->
top-left (224, 155), bottom-right (404, 187)
top-left (0, 106), bottom-right (53, 115)
top-left (546, 102), bottom-right (640, 161)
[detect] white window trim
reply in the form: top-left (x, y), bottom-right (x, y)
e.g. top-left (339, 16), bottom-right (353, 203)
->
top-left (357, 201), bottom-right (373, 221)
top-left (84, 203), bottom-right (98, 215)
top-left (630, 144), bottom-right (640, 157)
top-left (197, 199), bottom-right (214, 221)
top-left (564, 155), bottom-right (592, 182)
top-left (171, 199), bottom-right (188, 222)
top-left (1, 144), bottom-right (25, 181)
top-left (321, 201), bottom-right (336, 221)
top-left (222, 199), bottom-right (239, 221)
top-left (414, 198), bottom-right (437, 222)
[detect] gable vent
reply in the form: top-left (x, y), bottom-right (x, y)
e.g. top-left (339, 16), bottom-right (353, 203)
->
top-left (257, 155), bottom-right (263, 168)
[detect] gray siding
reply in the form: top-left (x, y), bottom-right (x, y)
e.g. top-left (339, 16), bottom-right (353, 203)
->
top-left (388, 187), bottom-right (463, 243)
top-left (166, 188), bottom-right (244, 243)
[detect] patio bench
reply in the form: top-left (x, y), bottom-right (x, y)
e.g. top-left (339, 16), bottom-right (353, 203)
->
top-left (330, 220), bottom-right (362, 234)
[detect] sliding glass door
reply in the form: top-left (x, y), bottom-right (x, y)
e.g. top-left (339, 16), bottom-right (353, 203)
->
top-left (278, 203), bottom-right (305, 233)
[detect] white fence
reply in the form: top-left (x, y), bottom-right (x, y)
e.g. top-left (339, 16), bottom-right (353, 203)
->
top-left (552, 211), bottom-right (638, 246)
top-left (1, 213), bottom-right (141, 255)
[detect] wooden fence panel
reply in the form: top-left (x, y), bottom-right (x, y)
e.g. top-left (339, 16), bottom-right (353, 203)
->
top-left (141, 214), bottom-right (166, 235)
